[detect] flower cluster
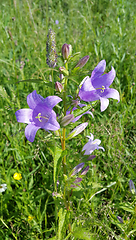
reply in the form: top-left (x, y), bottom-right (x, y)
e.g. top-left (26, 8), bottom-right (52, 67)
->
top-left (15, 38), bottom-right (120, 216)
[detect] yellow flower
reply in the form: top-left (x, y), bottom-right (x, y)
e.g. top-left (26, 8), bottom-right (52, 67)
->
top-left (28, 216), bottom-right (34, 221)
top-left (13, 172), bottom-right (22, 180)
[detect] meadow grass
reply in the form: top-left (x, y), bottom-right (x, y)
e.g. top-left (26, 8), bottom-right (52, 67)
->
top-left (0, 0), bottom-right (136, 239)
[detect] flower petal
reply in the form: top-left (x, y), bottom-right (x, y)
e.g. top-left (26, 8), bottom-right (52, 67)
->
top-left (91, 60), bottom-right (106, 80)
top-left (92, 67), bottom-right (116, 89)
top-left (80, 77), bottom-right (94, 91)
top-left (100, 97), bottom-right (109, 112)
top-left (79, 89), bottom-right (99, 102)
top-left (102, 88), bottom-right (120, 102)
top-left (27, 90), bottom-right (44, 109)
top-left (25, 124), bottom-right (40, 142)
top-left (15, 109), bottom-right (33, 124)
top-left (44, 96), bottom-right (62, 109)
top-left (43, 115), bottom-right (60, 131)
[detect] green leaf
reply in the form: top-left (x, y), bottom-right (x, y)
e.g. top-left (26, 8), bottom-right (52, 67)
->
top-left (73, 105), bottom-right (92, 118)
top-left (58, 208), bottom-right (67, 240)
top-left (54, 146), bottom-right (62, 187)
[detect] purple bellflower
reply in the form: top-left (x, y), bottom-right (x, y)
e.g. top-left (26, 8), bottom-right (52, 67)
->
top-left (82, 133), bottom-right (105, 155)
top-left (79, 60), bottom-right (120, 112)
top-left (15, 90), bottom-right (62, 142)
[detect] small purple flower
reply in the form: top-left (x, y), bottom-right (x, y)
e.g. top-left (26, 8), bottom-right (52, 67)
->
top-left (79, 60), bottom-right (120, 112)
top-left (15, 90), bottom-right (62, 142)
top-left (55, 20), bottom-right (59, 25)
top-left (82, 133), bottom-right (105, 155)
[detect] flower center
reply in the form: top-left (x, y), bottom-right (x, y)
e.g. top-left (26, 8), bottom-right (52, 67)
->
top-left (35, 113), bottom-right (49, 122)
top-left (96, 85), bottom-right (105, 93)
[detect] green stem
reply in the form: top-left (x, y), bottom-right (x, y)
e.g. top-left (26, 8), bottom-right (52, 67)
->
top-left (51, 69), bottom-right (54, 95)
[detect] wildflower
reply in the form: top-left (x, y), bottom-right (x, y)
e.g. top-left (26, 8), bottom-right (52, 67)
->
top-left (62, 43), bottom-right (72, 60)
top-left (79, 60), bottom-right (120, 111)
top-left (0, 184), bottom-right (7, 192)
top-left (67, 122), bottom-right (88, 140)
top-left (82, 133), bottom-right (105, 155)
top-left (71, 162), bottom-right (85, 176)
top-left (46, 29), bottom-right (57, 67)
top-left (75, 55), bottom-right (89, 68)
top-left (15, 90), bottom-right (62, 142)
top-left (28, 216), bottom-right (34, 221)
top-left (55, 20), bottom-right (59, 25)
top-left (129, 180), bottom-right (136, 195)
top-left (13, 173), bottom-right (22, 180)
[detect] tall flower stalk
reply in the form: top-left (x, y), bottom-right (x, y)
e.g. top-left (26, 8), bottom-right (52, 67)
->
top-left (15, 31), bottom-right (120, 237)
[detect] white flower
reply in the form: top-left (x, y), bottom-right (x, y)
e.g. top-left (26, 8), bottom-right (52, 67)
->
top-left (0, 184), bottom-right (7, 193)
top-left (82, 133), bottom-right (105, 155)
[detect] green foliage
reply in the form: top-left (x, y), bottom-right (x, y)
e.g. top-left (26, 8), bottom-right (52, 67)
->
top-left (0, 0), bottom-right (136, 239)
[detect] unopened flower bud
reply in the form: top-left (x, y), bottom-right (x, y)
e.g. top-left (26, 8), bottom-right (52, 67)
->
top-left (59, 66), bottom-right (69, 76)
top-left (71, 162), bottom-right (84, 176)
top-left (80, 166), bottom-right (89, 175)
top-left (59, 73), bottom-right (64, 80)
top-left (55, 81), bottom-right (63, 92)
top-left (75, 55), bottom-right (89, 68)
top-left (67, 122), bottom-right (88, 140)
top-left (62, 43), bottom-right (72, 60)
top-left (117, 216), bottom-right (123, 224)
top-left (129, 180), bottom-right (136, 194)
top-left (61, 114), bottom-right (74, 127)
top-left (87, 155), bottom-right (96, 160)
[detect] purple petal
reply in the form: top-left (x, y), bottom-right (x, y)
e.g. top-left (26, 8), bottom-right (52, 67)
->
top-left (100, 97), bottom-right (109, 112)
top-left (80, 77), bottom-right (94, 92)
top-left (44, 96), bottom-right (62, 109)
top-left (79, 89), bottom-right (99, 102)
top-left (15, 109), bottom-right (33, 124)
top-left (91, 60), bottom-right (106, 80)
top-left (102, 88), bottom-right (120, 102)
top-left (25, 124), bottom-right (40, 142)
top-left (92, 67), bottom-right (116, 89)
top-left (27, 90), bottom-right (44, 109)
top-left (43, 115), bottom-right (60, 131)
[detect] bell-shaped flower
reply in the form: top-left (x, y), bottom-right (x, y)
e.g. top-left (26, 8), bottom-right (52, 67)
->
top-left (82, 133), bottom-right (105, 155)
top-left (15, 90), bottom-right (62, 142)
top-left (79, 60), bottom-right (120, 111)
